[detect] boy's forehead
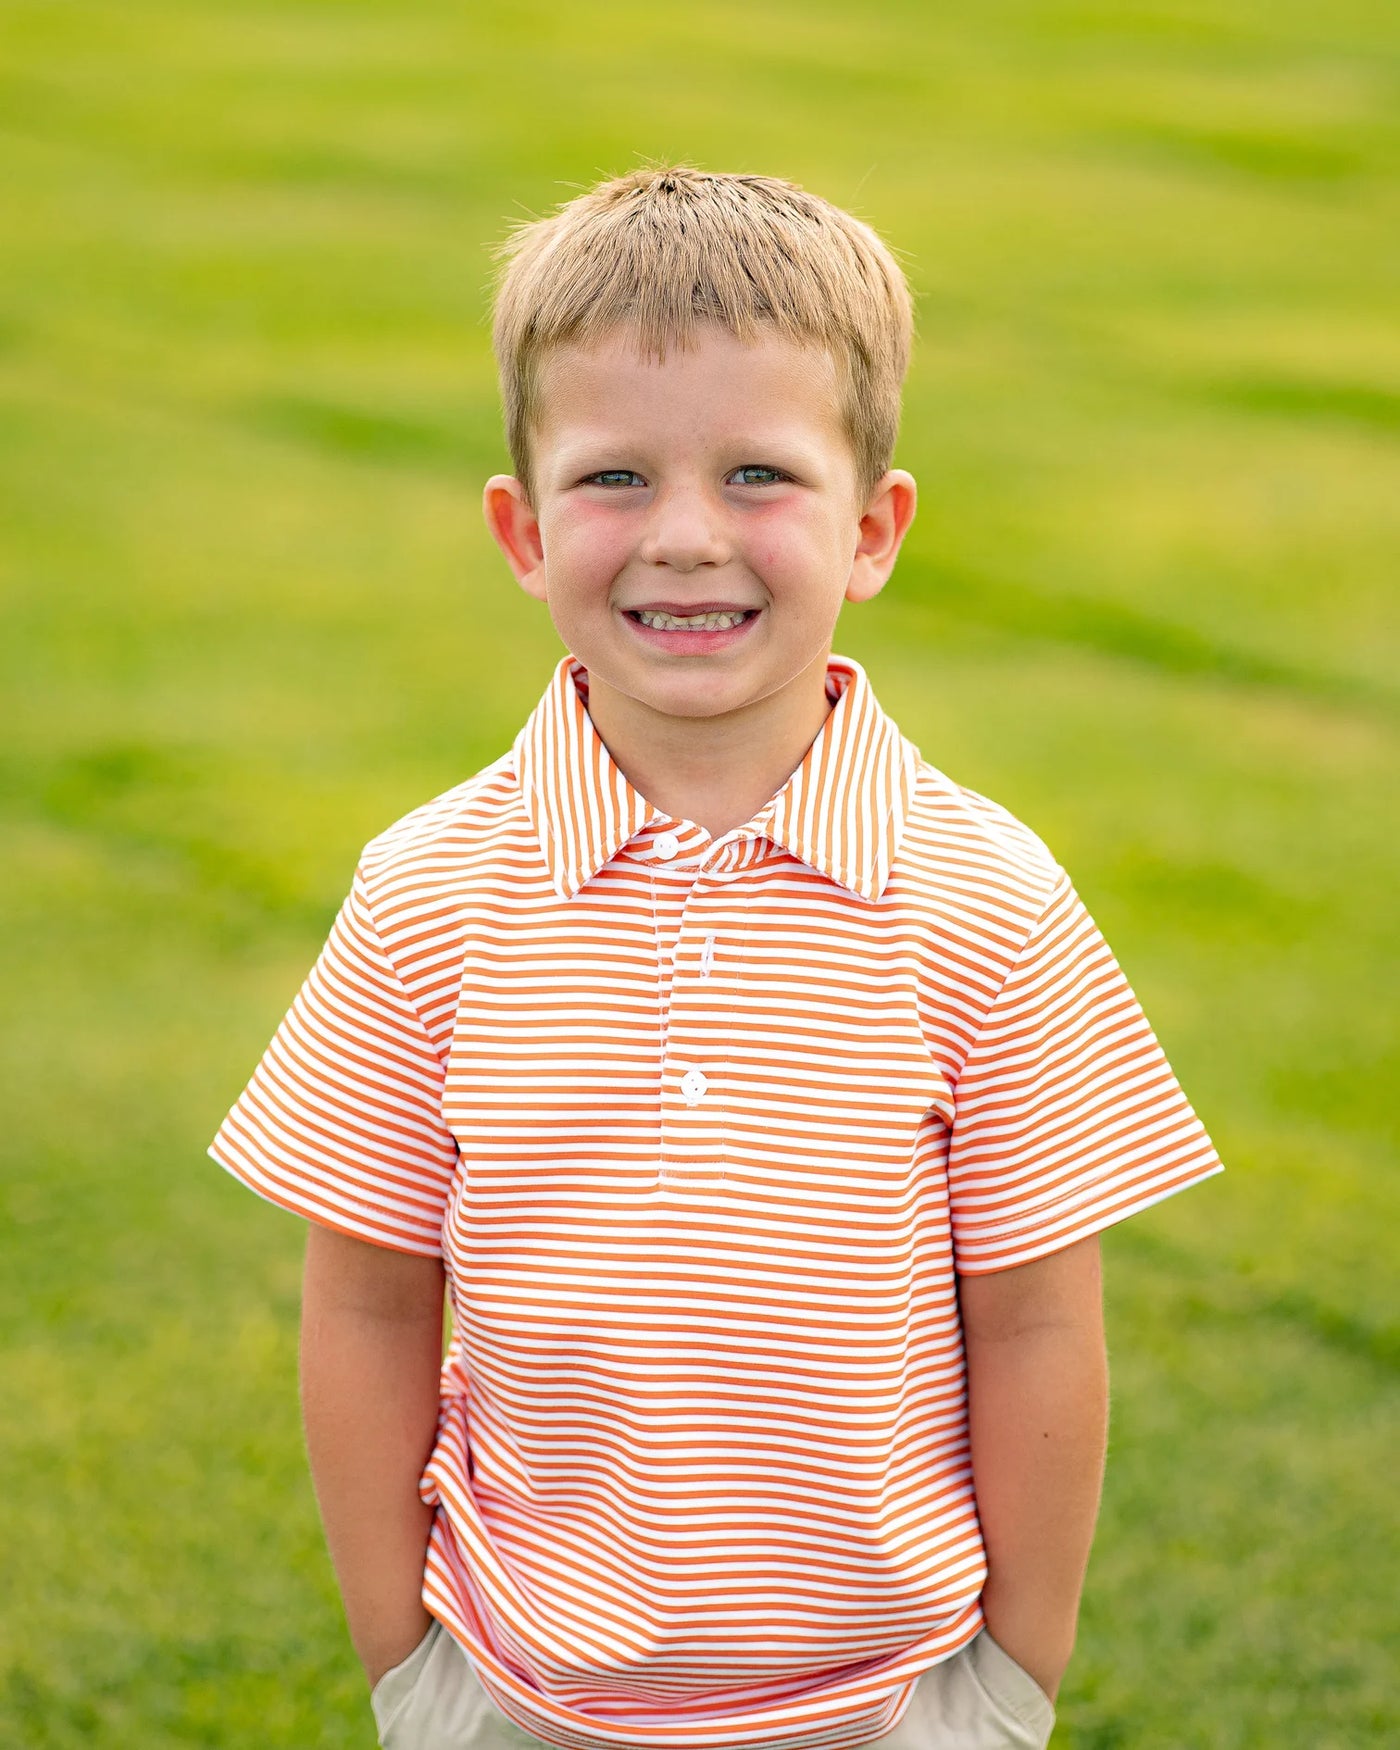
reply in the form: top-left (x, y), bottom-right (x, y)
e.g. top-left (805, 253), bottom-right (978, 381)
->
top-left (533, 323), bottom-right (845, 437)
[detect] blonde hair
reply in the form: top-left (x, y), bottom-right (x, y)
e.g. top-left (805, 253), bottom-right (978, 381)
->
top-left (491, 166), bottom-right (914, 503)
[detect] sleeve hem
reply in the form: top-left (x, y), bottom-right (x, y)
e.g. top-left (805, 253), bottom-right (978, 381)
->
top-left (953, 1160), bottom-right (1224, 1277)
top-left (207, 1143), bottom-right (445, 1259)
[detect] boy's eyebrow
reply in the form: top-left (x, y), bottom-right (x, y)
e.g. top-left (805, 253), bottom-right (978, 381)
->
top-left (546, 436), bottom-right (833, 476)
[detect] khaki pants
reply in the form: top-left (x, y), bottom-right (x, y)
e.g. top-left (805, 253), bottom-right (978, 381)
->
top-left (371, 1624), bottom-right (1055, 1750)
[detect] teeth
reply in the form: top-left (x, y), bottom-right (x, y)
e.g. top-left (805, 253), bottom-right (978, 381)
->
top-left (635, 609), bottom-right (750, 631)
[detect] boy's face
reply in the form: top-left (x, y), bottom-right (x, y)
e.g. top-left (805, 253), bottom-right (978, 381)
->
top-left (484, 324), bottom-right (915, 731)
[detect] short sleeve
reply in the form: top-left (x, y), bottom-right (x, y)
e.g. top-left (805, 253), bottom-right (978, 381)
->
top-left (208, 862), bottom-right (460, 1255)
top-left (947, 871), bottom-right (1222, 1274)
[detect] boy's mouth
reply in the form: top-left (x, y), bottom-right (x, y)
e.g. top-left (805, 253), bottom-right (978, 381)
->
top-left (625, 607), bottom-right (758, 632)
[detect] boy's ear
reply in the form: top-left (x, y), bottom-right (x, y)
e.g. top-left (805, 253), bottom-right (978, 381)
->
top-left (483, 475), bottom-right (547, 602)
top-left (845, 469), bottom-right (917, 605)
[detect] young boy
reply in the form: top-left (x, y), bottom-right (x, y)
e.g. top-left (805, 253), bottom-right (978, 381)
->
top-left (210, 167), bottom-right (1222, 1750)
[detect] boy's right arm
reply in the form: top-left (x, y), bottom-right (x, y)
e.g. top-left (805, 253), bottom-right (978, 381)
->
top-left (299, 1224), bottom-right (446, 1688)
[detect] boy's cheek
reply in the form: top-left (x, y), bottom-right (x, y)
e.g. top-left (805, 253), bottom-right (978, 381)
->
top-left (542, 506), bottom-right (632, 577)
top-left (746, 529), bottom-right (846, 600)
top-left (748, 496), bottom-right (853, 565)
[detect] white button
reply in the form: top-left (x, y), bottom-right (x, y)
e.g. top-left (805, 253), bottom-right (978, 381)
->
top-left (680, 1067), bottom-right (708, 1104)
top-left (653, 832), bottom-right (680, 861)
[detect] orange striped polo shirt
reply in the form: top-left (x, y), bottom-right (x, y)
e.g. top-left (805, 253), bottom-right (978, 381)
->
top-left (210, 653), bottom-right (1222, 1750)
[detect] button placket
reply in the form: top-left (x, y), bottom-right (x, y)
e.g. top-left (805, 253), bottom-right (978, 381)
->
top-left (649, 870), bottom-right (673, 1058)
top-left (655, 869), bottom-right (748, 1197)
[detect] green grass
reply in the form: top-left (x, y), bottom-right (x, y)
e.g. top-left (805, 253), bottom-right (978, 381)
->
top-left (2, 2), bottom-right (1397, 1743)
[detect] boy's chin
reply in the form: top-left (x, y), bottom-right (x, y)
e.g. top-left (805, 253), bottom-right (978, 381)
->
top-left (609, 676), bottom-right (762, 722)
top-left (594, 661), bottom-right (823, 727)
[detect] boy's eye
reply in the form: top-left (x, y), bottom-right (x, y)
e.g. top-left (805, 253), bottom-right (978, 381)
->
top-left (730, 465), bottom-right (785, 486)
top-left (585, 470), bottom-right (644, 488)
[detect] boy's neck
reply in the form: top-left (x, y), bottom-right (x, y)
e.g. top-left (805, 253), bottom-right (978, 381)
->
top-left (582, 650), bottom-right (836, 840)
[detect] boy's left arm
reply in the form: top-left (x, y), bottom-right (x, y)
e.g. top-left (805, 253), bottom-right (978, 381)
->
top-left (959, 1233), bottom-right (1109, 1703)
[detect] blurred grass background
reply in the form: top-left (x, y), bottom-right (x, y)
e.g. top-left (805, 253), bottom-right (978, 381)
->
top-left (2, 1), bottom-right (1397, 1744)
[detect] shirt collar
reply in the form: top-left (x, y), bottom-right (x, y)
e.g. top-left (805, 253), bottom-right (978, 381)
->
top-left (512, 653), bottom-right (920, 904)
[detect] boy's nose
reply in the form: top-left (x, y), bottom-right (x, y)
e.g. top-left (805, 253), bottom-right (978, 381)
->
top-left (638, 486), bottom-right (731, 572)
